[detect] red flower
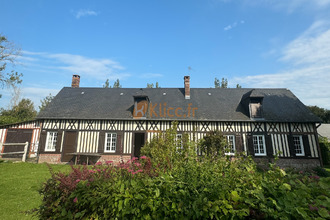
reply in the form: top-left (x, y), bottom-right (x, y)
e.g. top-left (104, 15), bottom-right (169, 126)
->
top-left (140, 156), bottom-right (147, 159)
top-left (73, 197), bottom-right (78, 203)
top-left (95, 161), bottom-right (102, 165)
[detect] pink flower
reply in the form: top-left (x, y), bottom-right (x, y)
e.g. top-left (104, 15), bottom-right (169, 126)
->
top-left (299, 171), bottom-right (303, 174)
top-left (136, 169), bottom-right (143, 173)
top-left (97, 169), bottom-right (101, 172)
top-left (75, 179), bottom-right (80, 183)
top-left (140, 156), bottom-right (147, 159)
top-left (132, 157), bottom-right (138, 161)
top-left (135, 162), bottom-right (141, 167)
top-left (106, 161), bottom-right (113, 164)
top-left (73, 197), bottom-right (78, 203)
top-left (95, 161), bottom-right (102, 165)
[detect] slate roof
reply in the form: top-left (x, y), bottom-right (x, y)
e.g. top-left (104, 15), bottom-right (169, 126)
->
top-left (36, 87), bottom-right (321, 122)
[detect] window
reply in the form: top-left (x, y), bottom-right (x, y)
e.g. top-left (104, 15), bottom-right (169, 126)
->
top-left (104, 133), bottom-right (117, 153)
top-left (293, 135), bottom-right (305, 156)
top-left (45, 132), bottom-right (58, 152)
top-left (250, 103), bottom-right (262, 118)
top-left (176, 134), bottom-right (183, 151)
top-left (253, 135), bottom-right (266, 156)
top-left (225, 135), bottom-right (236, 155)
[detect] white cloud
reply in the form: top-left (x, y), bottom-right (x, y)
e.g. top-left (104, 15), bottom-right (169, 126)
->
top-left (21, 87), bottom-right (60, 109)
top-left (224, 20), bottom-right (244, 31)
top-left (74, 9), bottom-right (98, 19)
top-left (280, 20), bottom-right (330, 66)
top-left (21, 51), bottom-right (129, 80)
top-left (233, 21), bottom-right (330, 109)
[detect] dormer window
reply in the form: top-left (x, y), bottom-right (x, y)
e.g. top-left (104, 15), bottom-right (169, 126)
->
top-left (249, 97), bottom-right (263, 119)
top-left (133, 95), bottom-right (149, 119)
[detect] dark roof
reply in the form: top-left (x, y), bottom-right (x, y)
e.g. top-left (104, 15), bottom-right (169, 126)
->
top-left (36, 87), bottom-right (321, 122)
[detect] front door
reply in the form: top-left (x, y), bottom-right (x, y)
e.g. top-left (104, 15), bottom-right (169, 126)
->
top-left (61, 131), bottom-right (77, 162)
top-left (133, 133), bottom-right (145, 158)
top-left (3, 129), bottom-right (33, 158)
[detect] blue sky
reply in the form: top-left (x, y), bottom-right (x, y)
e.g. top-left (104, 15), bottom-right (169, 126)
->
top-left (1, 0), bottom-right (330, 109)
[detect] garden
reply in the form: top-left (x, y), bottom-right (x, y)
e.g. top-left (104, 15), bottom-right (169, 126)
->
top-left (0, 124), bottom-right (329, 219)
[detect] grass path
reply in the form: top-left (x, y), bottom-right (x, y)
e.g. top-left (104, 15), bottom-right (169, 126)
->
top-left (0, 161), bottom-right (69, 220)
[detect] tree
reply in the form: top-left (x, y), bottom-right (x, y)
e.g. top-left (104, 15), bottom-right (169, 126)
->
top-left (112, 79), bottom-right (121, 88)
top-left (214, 77), bottom-right (241, 88)
top-left (0, 98), bottom-right (37, 125)
top-left (0, 34), bottom-right (23, 96)
top-left (220, 78), bottom-right (228, 88)
top-left (307, 105), bottom-right (330, 123)
top-left (103, 79), bottom-right (111, 88)
top-left (39, 93), bottom-right (54, 112)
top-left (214, 77), bottom-right (220, 88)
top-left (146, 82), bottom-right (160, 88)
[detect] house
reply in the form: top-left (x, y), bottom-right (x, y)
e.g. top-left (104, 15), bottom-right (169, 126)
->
top-left (318, 124), bottom-right (330, 141)
top-left (0, 120), bottom-right (41, 159)
top-left (35, 75), bottom-right (322, 168)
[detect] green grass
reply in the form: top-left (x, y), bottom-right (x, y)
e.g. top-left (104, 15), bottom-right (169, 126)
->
top-left (0, 160), bottom-right (70, 220)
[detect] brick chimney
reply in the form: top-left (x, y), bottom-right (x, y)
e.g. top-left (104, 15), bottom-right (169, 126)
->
top-left (184, 76), bottom-right (190, 99)
top-left (71, 75), bottom-right (80, 88)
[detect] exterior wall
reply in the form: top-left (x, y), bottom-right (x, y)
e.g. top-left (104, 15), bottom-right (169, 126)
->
top-left (254, 158), bottom-right (321, 169)
top-left (38, 153), bottom-right (62, 164)
top-left (0, 121), bottom-right (41, 158)
top-left (38, 119), bottom-right (322, 167)
top-left (98, 155), bottom-right (131, 164)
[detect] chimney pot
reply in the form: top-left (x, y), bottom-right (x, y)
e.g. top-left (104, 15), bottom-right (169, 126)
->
top-left (72, 75), bottom-right (80, 88)
top-left (184, 76), bottom-right (190, 99)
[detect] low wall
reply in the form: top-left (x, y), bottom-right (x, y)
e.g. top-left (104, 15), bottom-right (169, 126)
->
top-left (38, 154), bottom-right (62, 164)
top-left (254, 157), bottom-right (321, 170)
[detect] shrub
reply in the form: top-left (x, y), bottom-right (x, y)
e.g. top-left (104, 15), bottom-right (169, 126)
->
top-left (34, 124), bottom-right (330, 219)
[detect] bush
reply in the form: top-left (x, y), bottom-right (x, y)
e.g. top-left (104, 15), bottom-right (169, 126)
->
top-left (319, 137), bottom-right (330, 165)
top-left (34, 125), bottom-right (330, 219)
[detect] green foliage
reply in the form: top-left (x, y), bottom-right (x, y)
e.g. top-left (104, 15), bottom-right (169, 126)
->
top-left (35, 124), bottom-right (330, 219)
top-left (113, 79), bottom-right (122, 88)
top-left (308, 105), bottom-right (330, 123)
top-left (39, 93), bottom-right (54, 112)
top-left (0, 34), bottom-right (23, 97)
top-left (103, 79), bottom-right (122, 88)
top-left (214, 77), bottom-right (240, 88)
top-left (146, 82), bottom-right (160, 88)
top-left (319, 137), bottom-right (330, 165)
top-left (103, 79), bottom-right (110, 88)
top-left (0, 98), bottom-right (37, 125)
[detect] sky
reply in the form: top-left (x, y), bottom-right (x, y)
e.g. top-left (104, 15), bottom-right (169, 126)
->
top-left (1, 0), bottom-right (330, 110)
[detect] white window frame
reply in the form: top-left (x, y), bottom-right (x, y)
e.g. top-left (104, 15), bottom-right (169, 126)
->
top-left (176, 133), bottom-right (183, 151)
top-left (45, 132), bottom-right (58, 152)
top-left (253, 135), bottom-right (266, 156)
top-left (293, 135), bottom-right (305, 156)
top-left (225, 135), bottom-right (236, 155)
top-left (104, 133), bottom-right (117, 153)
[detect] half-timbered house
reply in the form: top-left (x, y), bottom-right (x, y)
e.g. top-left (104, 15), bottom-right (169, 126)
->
top-left (36, 75), bottom-right (322, 168)
top-left (0, 120), bottom-right (41, 159)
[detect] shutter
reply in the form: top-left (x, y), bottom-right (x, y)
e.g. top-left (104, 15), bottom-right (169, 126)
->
top-left (265, 135), bottom-right (273, 157)
top-left (116, 133), bottom-right (122, 154)
top-left (288, 135), bottom-right (295, 157)
top-left (39, 130), bottom-right (47, 154)
top-left (302, 135), bottom-right (311, 157)
top-left (55, 131), bottom-right (63, 153)
top-left (247, 135), bottom-right (254, 156)
top-left (235, 135), bottom-right (242, 153)
top-left (98, 131), bottom-right (105, 153)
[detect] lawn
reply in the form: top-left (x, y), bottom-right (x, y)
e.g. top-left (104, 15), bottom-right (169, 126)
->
top-left (0, 160), bottom-right (70, 220)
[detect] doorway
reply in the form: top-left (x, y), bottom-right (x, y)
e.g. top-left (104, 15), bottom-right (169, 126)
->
top-left (3, 129), bottom-right (33, 158)
top-left (61, 131), bottom-right (77, 162)
top-left (133, 133), bottom-right (145, 158)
